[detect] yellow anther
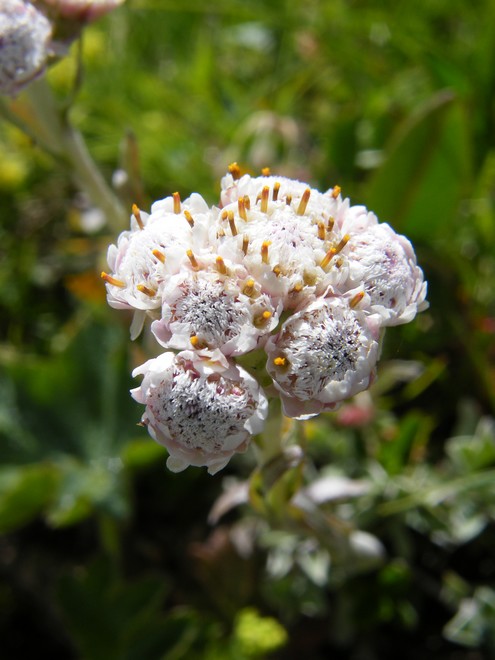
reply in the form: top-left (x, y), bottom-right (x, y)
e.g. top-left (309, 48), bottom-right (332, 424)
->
top-left (242, 234), bottom-right (249, 255)
top-left (296, 188), bottom-right (311, 216)
top-left (292, 282), bottom-right (303, 293)
top-left (173, 191), bottom-right (181, 214)
top-left (349, 291), bottom-right (365, 309)
top-left (152, 248), bottom-right (166, 263)
top-left (262, 310), bottom-right (272, 320)
top-left (101, 272), bottom-right (125, 288)
top-left (221, 209), bottom-right (228, 220)
top-left (132, 203), bottom-right (145, 230)
top-left (261, 166), bottom-right (271, 176)
top-left (228, 162), bottom-right (241, 180)
top-left (260, 186), bottom-right (270, 213)
top-left (273, 356), bottom-right (287, 367)
top-left (331, 185), bottom-right (341, 199)
top-left (261, 241), bottom-right (271, 264)
top-left (317, 221), bottom-right (326, 240)
top-left (228, 210), bottom-right (237, 236)
top-left (216, 255), bottom-right (227, 275)
top-left (335, 233), bottom-right (350, 254)
top-left (272, 265), bottom-right (281, 277)
top-left (238, 197), bottom-right (247, 221)
top-left (217, 228), bottom-right (226, 238)
top-left (137, 284), bottom-right (157, 297)
top-left (286, 194), bottom-right (292, 206)
top-left (243, 195), bottom-right (251, 210)
top-left (184, 210), bottom-right (194, 227)
top-left (189, 335), bottom-right (204, 348)
top-left (254, 310), bottom-right (272, 327)
top-left (320, 248), bottom-right (337, 269)
top-left (327, 216), bottom-right (335, 233)
top-left (273, 181), bottom-right (280, 201)
top-left (243, 278), bottom-right (255, 296)
top-left (187, 249), bottom-right (199, 270)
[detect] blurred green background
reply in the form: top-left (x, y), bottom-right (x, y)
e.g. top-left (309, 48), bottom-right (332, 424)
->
top-left (1, 0), bottom-right (495, 657)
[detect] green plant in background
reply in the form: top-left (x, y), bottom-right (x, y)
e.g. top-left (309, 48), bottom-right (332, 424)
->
top-left (1, 0), bottom-right (495, 658)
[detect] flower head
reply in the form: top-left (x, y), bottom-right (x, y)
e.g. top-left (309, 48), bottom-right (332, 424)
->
top-left (0, 0), bottom-right (52, 96)
top-left (265, 295), bottom-right (381, 419)
top-left (131, 350), bottom-right (268, 474)
top-left (36, 0), bottom-right (124, 23)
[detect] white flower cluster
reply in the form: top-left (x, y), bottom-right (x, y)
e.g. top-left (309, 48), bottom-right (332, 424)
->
top-left (103, 166), bottom-right (428, 474)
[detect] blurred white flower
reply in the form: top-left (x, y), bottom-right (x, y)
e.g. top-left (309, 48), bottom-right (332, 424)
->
top-left (0, 0), bottom-right (52, 96)
top-left (37, 0), bottom-right (124, 23)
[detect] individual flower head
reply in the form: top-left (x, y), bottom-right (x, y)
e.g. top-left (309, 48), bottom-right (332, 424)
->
top-left (0, 0), bottom-right (52, 96)
top-left (131, 349), bottom-right (269, 475)
top-left (342, 220), bottom-right (428, 326)
top-left (151, 266), bottom-right (281, 356)
top-left (265, 294), bottom-right (382, 420)
top-left (214, 170), bottom-right (350, 306)
top-left (102, 194), bottom-right (212, 315)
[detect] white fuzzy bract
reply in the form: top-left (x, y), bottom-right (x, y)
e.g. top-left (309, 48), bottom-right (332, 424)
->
top-left (0, 0), bottom-right (52, 96)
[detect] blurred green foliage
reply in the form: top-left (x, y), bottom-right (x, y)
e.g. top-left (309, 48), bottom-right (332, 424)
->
top-left (1, 0), bottom-right (495, 657)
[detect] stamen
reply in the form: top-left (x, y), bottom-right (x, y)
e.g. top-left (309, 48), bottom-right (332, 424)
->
top-left (317, 221), bottom-right (326, 240)
top-left (152, 248), bottom-right (166, 263)
top-left (137, 284), bottom-right (157, 297)
top-left (261, 166), bottom-right (271, 176)
top-left (238, 197), bottom-right (247, 221)
top-left (243, 278), bottom-right (255, 296)
top-left (273, 356), bottom-right (287, 367)
top-left (286, 194), bottom-right (292, 206)
top-left (273, 182), bottom-right (280, 201)
top-left (334, 233), bottom-right (350, 254)
top-left (261, 241), bottom-right (271, 264)
top-left (132, 203), bottom-right (144, 230)
top-left (320, 248), bottom-right (337, 269)
top-left (254, 310), bottom-right (272, 327)
top-left (331, 185), bottom-right (341, 199)
top-left (242, 234), bottom-right (249, 255)
top-left (184, 210), bottom-right (194, 227)
top-left (327, 216), bottom-right (335, 233)
top-left (221, 210), bottom-right (228, 221)
top-left (228, 210), bottom-right (237, 236)
top-left (272, 265), bottom-right (281, 277)
top-left (228, 162), bottom-right (241, 180)
top-left (173, 191), bottom-right (181, 214)
top-left (296, 188), bottom-right (311, 215)
top-left (187, 249), bottom-right (199, 270)
top-left (243, 195), bottom-right (251, 210)
top-left (217, 228), bottom-right (226, 238)
top-left (291, 282), bottom-right (303, 293)
top-left (349, 291), bottom-right (365, 309)
top-left (216, 255), bottom-right (227, 275)
top-left (190, 335), bottom-right (207, 349)
top-left (101, 272), bottom-right (125, 288)
top-left (260, 186), bottom-right (270, 213)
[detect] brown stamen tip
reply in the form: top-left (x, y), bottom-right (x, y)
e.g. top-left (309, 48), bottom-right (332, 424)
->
top-left (228, 210), bottom-right (237, 236)
top-left (152, 248), bottom-right (166, 263)
top-left (260, 186), bottom-right (270, 213)
top-left (261, 240), bottom-right (271, 264)
top-left (261, 166), bottom-right (271, 176)
top-left (184, 210), bottom-right (194, 227)
top-left (101, 272), bottom-right (126, 288)
top-left (173, 191), bottom-right (181, 214)
top-left (187, 249), bottom-right (199, 270)
top-left (228, 162), bottom-right (241, 180)
top-left (327, 216), bottom-right (335, 233)
top-left (349, 291), bottom-right (365, 309)
top-left (286, 194), bottom-right (292, 206)
top-left (320, 248), bottom-right (337, 269)
top-left (238, 196), bottom-right (247, 221)
top-left (331, 185), bottom-right (341, 199)
top-left (132, 203), bottom-right (145, 230)
top-left (243, 278), bottom-right (255, 296)
top-left (243, 195), bottom-right (251, 210)
top-left (334, 233), bottom-right (350, 254)
top-left (273, 181), bottom-right (281, 201)
top-left (242, 234), bottom-right (249, 255)
top-left (317, 221), bottom-right (326, 240)
top-left (273, 356), bottom-right (287, 367)
top-left (216, 255), bottom-right (227, 275)
top-left (297, 188), bottom-right (311, 215)
top-left (137, 283), bottom-right (157, 297)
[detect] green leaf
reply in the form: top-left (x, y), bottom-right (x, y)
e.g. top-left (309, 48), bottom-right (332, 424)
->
top-left (0, 464), bottom-right (58, 533)
top-left (366, 90), bottom-right (471, 240)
